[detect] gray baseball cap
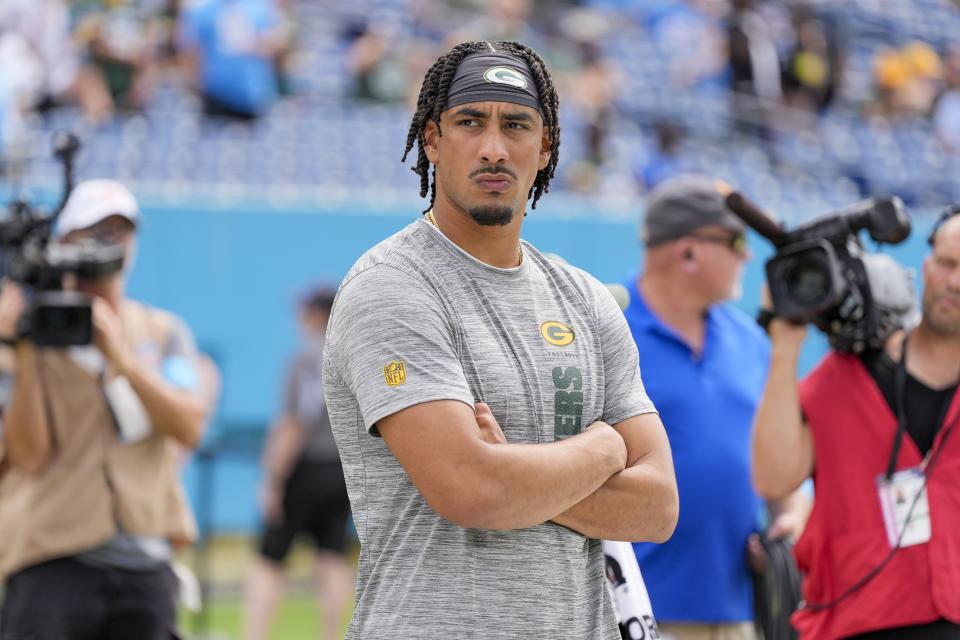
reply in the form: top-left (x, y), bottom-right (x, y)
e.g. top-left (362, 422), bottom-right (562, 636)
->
top-left (641, 175), bottom-right (745, 246)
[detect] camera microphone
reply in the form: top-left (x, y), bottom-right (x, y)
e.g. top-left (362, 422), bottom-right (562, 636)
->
top-left (724, 191), bottom-right (787, 246)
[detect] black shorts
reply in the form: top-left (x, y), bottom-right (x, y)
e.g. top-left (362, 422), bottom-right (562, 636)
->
top-left (258, 459), bottom-right (351, 562)
top-left (0, 556), bottom-right (177, 640)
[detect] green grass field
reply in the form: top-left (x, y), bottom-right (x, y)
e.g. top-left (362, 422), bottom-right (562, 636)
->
top-left (175, 536), bottom-right (356, 640)
top-left (179, 594), bottom-right (329, 640)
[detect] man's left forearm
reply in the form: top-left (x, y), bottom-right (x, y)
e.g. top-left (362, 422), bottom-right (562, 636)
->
top-left (551, 412), bottom-right (678, 542)
top-left (552, 461), bottom-right (678, 542)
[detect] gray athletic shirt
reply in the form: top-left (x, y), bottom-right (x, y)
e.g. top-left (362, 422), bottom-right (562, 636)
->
top-left (323, 219), bottom-right (657, 639)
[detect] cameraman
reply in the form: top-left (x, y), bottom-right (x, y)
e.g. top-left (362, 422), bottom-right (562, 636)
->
top-left (752, 210), bottom-right (960, 639)
top-left (0, 180), bottom-right (209, 639)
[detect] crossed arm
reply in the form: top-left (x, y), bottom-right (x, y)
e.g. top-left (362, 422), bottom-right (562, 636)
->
top-left (377, 400), bottom-right (678, 542)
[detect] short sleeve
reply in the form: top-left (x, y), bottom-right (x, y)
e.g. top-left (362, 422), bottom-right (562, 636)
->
top-left (160, 315), bottom-right (201, 392)
top-left (593, 281), bottom-right (658, 425)
top-left (326, 266), bottom-right (474, 435)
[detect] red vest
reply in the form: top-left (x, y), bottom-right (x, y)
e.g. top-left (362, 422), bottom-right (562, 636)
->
top-left (792, 352), bottom-right (960, 640)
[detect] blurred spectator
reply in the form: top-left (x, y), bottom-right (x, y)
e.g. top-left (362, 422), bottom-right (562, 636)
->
top-left (242, 285), bottom-right (353, 640)
top-left (553, 9), bottom-right (623, 192)
top-left (0, 0), bottom-right (113, 129)
top-left (933, 44), bottom-right (960, 152)
top-left (726, 0), bottom-right (785, 136)
top-left (649, 0), bottom-right (729, 91)
top-left (869, 42), bottom-right (943, 122)
top-left (901, 41), bottom-right (944, 116)
top-left (341, 2), bottom-right (448, 105)
top-left (870, 47), bottom-right (913, 120)
top-left (0, 33), bottom-right (27, 162)
top-left (73, 0), bottom-right (170, 113)
top-left (271, 0), bottom-right (297, 96)
top-left (454, 0), bottom-right (545, 50)
top-left (179, 0), bottom-right (290, 121)
top-left (634, 121), bottom-right (686, 192)
top-left (342, 18), bottom-right (416, 104)
top-left (782, 5), bottom-right (841, 114)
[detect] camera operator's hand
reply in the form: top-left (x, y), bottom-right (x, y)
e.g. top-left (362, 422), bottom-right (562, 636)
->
top-left (0, 279), bottom-right (26, 341)
top-left (769, 317), bottom-right (808, 351)
top-left (760, 284), bottom-right (807, 353)
top-left (92, 298), bottom-right (134, 375)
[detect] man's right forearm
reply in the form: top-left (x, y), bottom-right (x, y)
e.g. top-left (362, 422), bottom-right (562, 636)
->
top-left (752, 342), bottom-right (813, 499)
top-left (447, 425), bottom-right (626, 531)
top-left (4, 343), bottom-right (52, 474)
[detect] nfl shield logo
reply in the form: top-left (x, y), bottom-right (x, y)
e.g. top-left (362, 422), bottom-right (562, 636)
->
top-left (383, 361), bottom-right (407, 387)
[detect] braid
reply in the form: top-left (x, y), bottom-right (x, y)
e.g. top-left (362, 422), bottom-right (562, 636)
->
top-left (402, 41), bottom-right (561, 213)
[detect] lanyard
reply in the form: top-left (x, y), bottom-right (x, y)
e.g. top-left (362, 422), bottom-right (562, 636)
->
top-left (885, 335), bottom-right (959, 481)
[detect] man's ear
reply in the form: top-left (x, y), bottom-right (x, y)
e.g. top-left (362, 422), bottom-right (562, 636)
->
top-left (676, 240), bottom-right (698, 273)
top-left (538, 126), bottom-right (551, 170)
top-left (424, 119), bottom-right (440, 164)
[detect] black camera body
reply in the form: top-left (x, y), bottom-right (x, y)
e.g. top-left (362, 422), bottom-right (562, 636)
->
top-left (727, 193), bottom-right (916, 353)
top-left (2, 133), bottom-right (125, 346)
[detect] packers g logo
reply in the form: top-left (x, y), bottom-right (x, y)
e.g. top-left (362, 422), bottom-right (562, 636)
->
top-left (541, 321), bottom-right (575, 347)
top-left (383, 361), bottom-right (407, 387)
top-left (483, 66), bottom-right (527, 89)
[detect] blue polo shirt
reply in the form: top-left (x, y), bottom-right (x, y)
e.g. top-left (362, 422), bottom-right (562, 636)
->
top-left (180, 0), bottom-right (279, 116)
top-left (625, 273), bottom-right (770, 623)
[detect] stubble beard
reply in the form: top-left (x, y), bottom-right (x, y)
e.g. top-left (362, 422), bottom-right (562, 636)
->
top-left (922, 292), bottom-right (960, 337)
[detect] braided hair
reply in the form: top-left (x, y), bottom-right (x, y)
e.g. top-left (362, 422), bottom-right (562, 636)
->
top-left (401, 41), bottom-right (561, 212)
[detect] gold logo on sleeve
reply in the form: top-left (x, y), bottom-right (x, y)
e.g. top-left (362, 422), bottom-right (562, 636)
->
top-left (540, 321), bottom-right (575, 347)
top-left (383, 361), bottom-right (407, 387)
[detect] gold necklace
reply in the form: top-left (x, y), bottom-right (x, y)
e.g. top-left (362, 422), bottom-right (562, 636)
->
top-left (424, 210), bottom-right (523, 265)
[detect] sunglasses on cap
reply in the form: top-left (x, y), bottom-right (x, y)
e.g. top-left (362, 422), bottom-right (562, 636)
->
top-left (929, 204), bottom-right (960, 245)
top-left (687, 231), bottom-right (749, 256)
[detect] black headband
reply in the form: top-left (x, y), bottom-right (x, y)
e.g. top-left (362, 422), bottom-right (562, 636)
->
top-left (444, 52), bottom-right (544, 118)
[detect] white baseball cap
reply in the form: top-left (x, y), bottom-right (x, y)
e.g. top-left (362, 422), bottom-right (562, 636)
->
top-left (56, 179), bottom-right (140, 239)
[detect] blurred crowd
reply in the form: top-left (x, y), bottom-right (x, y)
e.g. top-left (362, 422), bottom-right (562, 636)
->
top-left (0, 0), bottom-right (958, 199)
top-left (0, 0), bottom-right (295, 141)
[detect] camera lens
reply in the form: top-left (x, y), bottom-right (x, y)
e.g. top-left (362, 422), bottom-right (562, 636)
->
top-left (31, 292), bottom-right (93, 346)
top-left (784, 261), bottom-right (831, 307)
top-left (38, 307), bottom-right (76, 333)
